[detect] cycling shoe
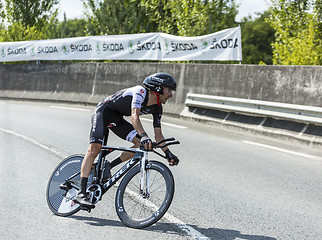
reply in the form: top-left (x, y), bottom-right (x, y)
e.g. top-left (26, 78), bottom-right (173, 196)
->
top-left (73, 193), bottom-right (95, 209)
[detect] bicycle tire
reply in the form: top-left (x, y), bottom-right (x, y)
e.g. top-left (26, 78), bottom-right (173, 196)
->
top-left (115, 161), bottom-right (174, 229)
top-left (46, 154), bottom-right (93, 217)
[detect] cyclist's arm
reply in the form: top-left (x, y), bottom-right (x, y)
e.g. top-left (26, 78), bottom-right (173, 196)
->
top-left (154, 127), bottom-right (168, 152)
top-left (131, 107), bottom-right (152, 150)
top-left (151, 105), bottom-right (167, 150)
top-left (131, 107), bottom-right (146, 135)
top-left (154, 127), bottom-right (179, 166)
top-left (130, 87), bottom-right (148, 136)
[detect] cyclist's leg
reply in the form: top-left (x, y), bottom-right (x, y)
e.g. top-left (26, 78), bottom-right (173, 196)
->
top-left (81, 143), bottom-right (102, 177)
top-left (111, 119), bottom-right (140, 163)
top-left (75, 105), bottom-right (107, 208)
top-left (81, 106), bottom-right (106, 179)
top-left (121, 135), bottom-right (140, 161)
top-left (82, 104), bottom-right (120, 176)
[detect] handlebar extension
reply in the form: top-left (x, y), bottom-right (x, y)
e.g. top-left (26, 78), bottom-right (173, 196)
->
top-left (152, 137), bottom-right (180, 149)
top-left (139, 138), bottom-right (180, 157)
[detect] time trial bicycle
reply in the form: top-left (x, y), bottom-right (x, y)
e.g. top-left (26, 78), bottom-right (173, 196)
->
top-left (46, 123), bottom-right (180, 229)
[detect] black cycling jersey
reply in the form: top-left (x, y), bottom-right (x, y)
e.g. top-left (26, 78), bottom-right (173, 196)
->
top-left (90, 85), bottom-right (162, 144)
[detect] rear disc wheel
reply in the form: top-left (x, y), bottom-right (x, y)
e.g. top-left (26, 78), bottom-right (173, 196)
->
top-left (46, 155), bottom-right (93, 216)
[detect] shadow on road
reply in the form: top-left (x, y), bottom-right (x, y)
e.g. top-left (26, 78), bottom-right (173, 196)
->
top-left (71, 215), bottom-right (277, 240)
top-left (70, 215), bottom-right (124, 227)
top-left (180, 223), bottom-right (277, 240)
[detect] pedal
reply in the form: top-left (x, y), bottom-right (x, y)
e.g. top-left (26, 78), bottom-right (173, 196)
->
top-left (81, 205), bottom-right (95, 213)
top-left (60, 181), bottom-right (72, 191)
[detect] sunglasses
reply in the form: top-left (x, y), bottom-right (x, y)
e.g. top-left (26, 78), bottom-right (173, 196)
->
top-left (165, 87), bottom-right (176, 95)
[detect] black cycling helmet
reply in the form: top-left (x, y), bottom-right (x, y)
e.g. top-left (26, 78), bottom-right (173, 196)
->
top-left (143, 73), bottom-right (177, 95)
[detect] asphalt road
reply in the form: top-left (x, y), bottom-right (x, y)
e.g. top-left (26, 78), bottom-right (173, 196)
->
top-left (0, 101), bottom-right (322, 240)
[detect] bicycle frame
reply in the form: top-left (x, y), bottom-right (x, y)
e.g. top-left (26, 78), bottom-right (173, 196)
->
top-left (99, 145), bottom-right (145, 195)
top-left (61, 145), bottom-right (147, 204)
top-left (92, 124), bottom-right (150, 196)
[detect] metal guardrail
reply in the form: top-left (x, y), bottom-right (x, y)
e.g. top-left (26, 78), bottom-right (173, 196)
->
top-left (184, 93), bottom-right (322, 125)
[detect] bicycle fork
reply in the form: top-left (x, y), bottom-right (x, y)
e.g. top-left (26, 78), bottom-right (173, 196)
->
top-left (139, 151), bottom-right (150, 198)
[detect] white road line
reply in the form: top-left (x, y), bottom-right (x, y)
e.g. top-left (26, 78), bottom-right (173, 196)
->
top-left (125, 188), bottom-right (210, 240)
top-left (50, 106), bottom-right (91, 112)
top-left (243, 140), bottom-right (320, 160)
top-left (163, 214), bottom-right (210, 239)
top-left (0, 127), bottom-right (65, 158)
top-left (0, 127), bottom-right (209, 239)
top-left (141, 118), bottom-right (187, 129)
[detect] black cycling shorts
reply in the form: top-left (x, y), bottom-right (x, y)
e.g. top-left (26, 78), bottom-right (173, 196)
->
top-left (89, 102), bottom-right (138, 144)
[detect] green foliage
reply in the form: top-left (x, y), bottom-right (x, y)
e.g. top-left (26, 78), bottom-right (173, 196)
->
top-left (54, 14), bottom-right (87, 38)
top-left (3, 0), bottom-right (59, 29)
top-left (0, 1), bottom-right (4, 21)
top-left (240, 11), bottom-right (275, 65)
top-left (315, 0), bottom-right (322, 39)
top-left (0, 0), bottom-right (59, 41)
top-left (139, 0), bottom-right (177, 34)
top-left (84, 0), bottom-right (147, 35)
top-left (83, 0), bottom-right (238, 36)
top-left (267, 0), bottom-right (321, 65)
top-left (313, 0), bottom-right (322, 64)
top-left (0, 22), bottom-right (46, 42)
top-left (169, 0), bottom-right (238, 36)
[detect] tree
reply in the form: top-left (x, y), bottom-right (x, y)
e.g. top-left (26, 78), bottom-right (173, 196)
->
top-left (240, 11), bottom-right (275, 65)
top-left (0, 0), bottom-right (59, 41)
top-left (267, 0), bottom-right (321, 65)
top-left (139, 0), bottom-right (177, 34)
top-left (83, 0), bottom-right (238, 36)
top-left (3, 0), bottom-right (59, 29)
top-left (84, 0), bottom-right (146, 35)
top-left (169, 0), bottom-right (238, 36)
top-left (54, 13), bottom-right (87, 38)
top-left (0, 1), bottom-right (4, 21)
top-left (0, 1), bottom-right (4, 30)
top-left (313, 0), bottom-right (322, 64)
top-left (0, 22), bottom-right (46, 42)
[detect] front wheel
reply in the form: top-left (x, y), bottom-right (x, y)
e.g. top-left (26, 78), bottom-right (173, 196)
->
top-left (115, 161), bottom-right (175, 229)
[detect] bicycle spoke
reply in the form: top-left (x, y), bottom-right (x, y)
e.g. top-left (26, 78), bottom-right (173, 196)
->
top-left (122, 169), bottom-right (166, 219)
top-left (149, 174), bottom-right (163, 188)
top-left (116, 161), bottom-right (174, 228)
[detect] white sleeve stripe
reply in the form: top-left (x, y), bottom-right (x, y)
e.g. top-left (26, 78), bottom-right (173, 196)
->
top-left (131, 86), bottom-right (146, 109)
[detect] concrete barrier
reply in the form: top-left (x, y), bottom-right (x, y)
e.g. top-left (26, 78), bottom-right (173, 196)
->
top-left (0, 62), bottom-right (186, 113)
top-left (1, 62), bottom-right (322, 107)
top-left (1, 62), bottom-right (322, 144)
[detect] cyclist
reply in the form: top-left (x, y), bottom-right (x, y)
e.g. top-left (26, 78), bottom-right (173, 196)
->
top-left (74, 73), bottom-right (180, 208)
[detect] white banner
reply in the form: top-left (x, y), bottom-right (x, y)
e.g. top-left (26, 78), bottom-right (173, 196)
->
top-left (0, 26), bottom-right (241, 62)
